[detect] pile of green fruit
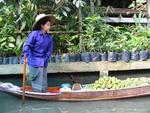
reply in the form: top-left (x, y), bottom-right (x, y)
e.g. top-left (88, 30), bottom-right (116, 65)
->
top-left (90, 76), bottom-right (150, 90)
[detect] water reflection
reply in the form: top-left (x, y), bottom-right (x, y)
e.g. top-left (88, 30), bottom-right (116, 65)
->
top-left (0, 92), bottom-right (150, 113)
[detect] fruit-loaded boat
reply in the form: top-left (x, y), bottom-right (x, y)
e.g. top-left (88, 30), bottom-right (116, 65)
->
top-left (0, 76), bottom-right (150, 101)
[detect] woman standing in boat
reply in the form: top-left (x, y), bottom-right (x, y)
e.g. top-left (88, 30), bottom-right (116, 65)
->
top-left (22, 14), bottom-right (55, 93)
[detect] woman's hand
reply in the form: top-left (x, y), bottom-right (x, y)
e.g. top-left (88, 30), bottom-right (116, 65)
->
top-left (23, 56), bottom-right (27, 63)
top-left (24, 58), bottom-right (28, 63)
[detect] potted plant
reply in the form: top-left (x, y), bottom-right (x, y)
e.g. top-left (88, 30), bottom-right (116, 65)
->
top-left (50, 55), bottom-right (56, 63)
top-left (67, 44), bottom-right (80, 62)
top-left (55, 53), bottom-right (61, 63)
top-left (2, 49), bottom-right (9, 64)
top-left (61, 53), bottom-right (69, 63)
top-left (108, 51), bottom-right (117, 62)
top-left (100, 52), bottom-right (107, 61)
top-left (139, 50), bottom-right (149, 61)
top-left (75, 53), bottom-right (81, 62)
top-left (107, 41), bottom-right (117, 62)
top-left (130, 36), bottom-right (140, 61)
top-left (90, 52), bottom-right (100, 62)
top-left (69, 53), bottom-right (77, 62)
top-left (81, 52), bottom-right (92, 63)
top-left (121, 40), bottom-right (131, 62)
top-left (138, 36), bottom-right (149, 61)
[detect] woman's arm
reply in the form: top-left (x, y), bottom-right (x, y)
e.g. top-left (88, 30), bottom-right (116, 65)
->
top-left (22, 31), bottom-right (36, 57)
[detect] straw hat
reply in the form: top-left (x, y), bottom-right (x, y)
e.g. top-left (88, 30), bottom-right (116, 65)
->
top-left (32, 14), bottom-right (55, 30)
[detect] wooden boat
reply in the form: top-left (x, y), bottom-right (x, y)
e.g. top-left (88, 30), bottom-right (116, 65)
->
top-left (0, 81), bottom-right (150, 101)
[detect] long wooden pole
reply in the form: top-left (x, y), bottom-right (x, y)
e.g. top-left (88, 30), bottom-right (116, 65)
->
top-left (22, 55), bottom-right (27, 103)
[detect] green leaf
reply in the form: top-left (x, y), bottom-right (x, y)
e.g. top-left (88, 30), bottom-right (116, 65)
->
top-left (15, 14), bottom-right (24, 23)
top-left (8, 36), bottom-right (15, 42)
top-left (8, 43), bottom-right (15, 48)
top-left (20, 21), bottom-right (26, 31)
top-left (15, 36), bottom-right (26, 56)
top-left (62, 10), bottom-right (68, 17)
top-left (0, 17), bottom-right (2, 22)
top-left (16, 35), bottom-right (22, 46)
top-left (1, 42), bottom-right (6, 47)
top-left (64, 7), bottom-right (71, 12)
top-left (0, 37), bottom-right (7, 43)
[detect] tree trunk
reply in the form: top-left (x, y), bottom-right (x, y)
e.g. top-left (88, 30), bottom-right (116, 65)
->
top-left (90, 0), bottom-right (94, 16)
top-left (16, 0), bottom-right (20, 31)
top-left (78, 5), bottom-right (84, 52)
top-left (97, 0), bottom-right (101, 6)
top-left (16, 0), bottom-right (22, 55)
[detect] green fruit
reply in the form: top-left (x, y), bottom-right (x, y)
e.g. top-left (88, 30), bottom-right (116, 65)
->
top-left (90, 76), bottom-right (150, 90)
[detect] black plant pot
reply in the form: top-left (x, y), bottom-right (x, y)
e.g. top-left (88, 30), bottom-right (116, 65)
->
top-left (55, 54), bottom-right (61, 63)
top-left (3, 57), bottom-right (9, 64)
top-left (69, 54), bottom-right (77, 62)
top-left (62, 54), bottom-right (69, 63)
top-left (108, 52), bottom-right (117, 62)
top-left (50, 55), bottom-right (56, 63)
top-left (101, 53), bottom-right (107, 61)
top-left (91, 53), bottom-right (100, 62)
top-left (117, 52), bottom-right (122, 61)
top-left (139, 50), bottom-right (148, 61)
top-left (9, 56), bottom-right (18, 64)
top-left (76, 54), bottom-right (81, 62)
top-left (0, 57), bottom-right (3, 65)
top-left (12, 56), bottom-right (18, 64)
top-left (81, 52), bottom-right (91, 63)
top-left (121, 51), bottom-right (131, 62)
top-left (9, 57), bottom-right (13, 64)
top-left (148, 51), bottom-right (150, 59)
top-left (19, 56), bottom-right (23, 64)
top-left (131, 51), bottom-right (139, 61)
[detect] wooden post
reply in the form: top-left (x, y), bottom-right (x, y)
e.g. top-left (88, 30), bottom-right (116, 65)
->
top-left (147, 0), bottom-right (150, 18)
top-left (78, 5), bottom-right (84, 52)
top-left (147, 0), bottom-right (150, 26)
top-left (100, 70), bottom-right (109, 77)
top-left (90, 0), bottom-right (94, 16)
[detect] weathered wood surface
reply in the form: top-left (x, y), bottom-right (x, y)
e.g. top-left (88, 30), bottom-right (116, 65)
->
top-left (106, 17), bottom-right (150, 23)
top-left (107, 8), bottom-right (140, 16)
top-left (0, 60), bottom-right (150, 75)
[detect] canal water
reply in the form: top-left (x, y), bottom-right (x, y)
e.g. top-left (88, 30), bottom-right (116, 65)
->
top-left (0, 71), bottom-right (150, 113)
top-left (1, 92), bottom-right (150, 113)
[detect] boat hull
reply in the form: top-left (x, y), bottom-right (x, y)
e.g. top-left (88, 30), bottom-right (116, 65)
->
top-left (1, 82), bottom-right (150, 101)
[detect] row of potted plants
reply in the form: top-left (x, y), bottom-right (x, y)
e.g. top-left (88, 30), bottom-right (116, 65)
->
top-left (0, 50), bottom-right (149, 65)
top-left (0, 56), bottom-right (19, 65)
top-left (49, 50), bottom-right (150, 63)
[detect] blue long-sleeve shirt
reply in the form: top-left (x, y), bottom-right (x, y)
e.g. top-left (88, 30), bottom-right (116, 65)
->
top-left (22, 30), bottom-right (53, 67)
